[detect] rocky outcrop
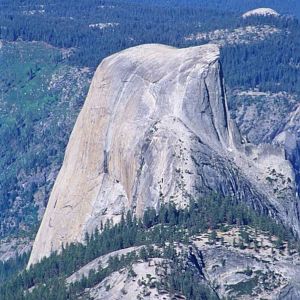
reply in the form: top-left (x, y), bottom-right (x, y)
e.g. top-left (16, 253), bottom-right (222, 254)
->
top-left (65, 227), bottom-right (300, 300)
top-left (192, 228), bottom-right (300, 300)
top-left (66, 246), bottom-right (144, 285)
top-left (242, 8), bottom-right (280, 18)
top-left (28, 43), bottom-right (299, 266)
top-left (87, 258), bottom-right (176, 300)
top-left (228, 90), bottom-right (300, 195)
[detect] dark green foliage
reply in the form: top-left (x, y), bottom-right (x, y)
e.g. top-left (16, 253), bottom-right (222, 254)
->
top-left (0, 0), bottom-right (238, 68)
top-left (0, 41), bottom-right (90, 238)
top-left (221, 17), bottom-right (300, 95)
top-left (245, 266), bottom-right (253, 277)
top-left (208, 230), bottom-right (218, 244)
top-left (136, 0), bottom-right (300, 18)
top-left (166, 262), bottom-right (218, 300)
top-left (240, 228), bottom-right (251, 244)
top-left (0, 252), bottom-right (29, 284)
top-left (0, 195), bottom-right (297, 299)
top-left (275, 236), bottom-right (284, 250)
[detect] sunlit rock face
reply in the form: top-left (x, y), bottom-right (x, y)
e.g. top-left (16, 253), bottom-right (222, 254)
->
top-left (28, 43), bottom-right (299, 266)
top-left (242, 8), bottom-right (280, 18)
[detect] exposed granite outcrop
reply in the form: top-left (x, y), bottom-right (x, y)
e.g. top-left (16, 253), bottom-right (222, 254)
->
top-left (28, 44), bottom-right (299, 266)
top-left (65, 228), bottom-right (300, 300)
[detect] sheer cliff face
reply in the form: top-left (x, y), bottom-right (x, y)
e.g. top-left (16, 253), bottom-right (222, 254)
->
top-left (28, 44), bottom-right (299, 266)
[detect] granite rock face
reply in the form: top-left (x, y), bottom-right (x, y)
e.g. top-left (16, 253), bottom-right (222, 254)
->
top-left (65, 228), bottom-right (300, 300)
top-left (28, 44), bottom-right (299, 266)
top-left (228, 90), bottom-right (300, 195)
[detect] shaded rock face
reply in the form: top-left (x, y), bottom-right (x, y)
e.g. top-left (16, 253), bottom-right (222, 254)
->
top-left (28, 44), bottom-right (299, 266)
top-left (228, 90), bottom-right (300, 195)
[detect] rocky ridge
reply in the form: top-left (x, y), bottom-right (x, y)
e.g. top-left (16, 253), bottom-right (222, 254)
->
top-left (185, 25), bottom-right (282, 45)
top-left (228, 89), bottom-right (300, 196)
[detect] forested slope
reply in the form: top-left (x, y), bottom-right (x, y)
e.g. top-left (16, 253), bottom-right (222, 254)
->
top-left (0, 41), bottom-right (91, 238)
top-left (1, 197), bottom-right (299, 299)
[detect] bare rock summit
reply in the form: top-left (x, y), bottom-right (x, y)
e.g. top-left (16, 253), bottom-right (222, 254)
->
top-left (242, 8), bottom-right (280, 18)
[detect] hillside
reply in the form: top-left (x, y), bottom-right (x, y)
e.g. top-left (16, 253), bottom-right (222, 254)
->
top-left (0, 41), bottom-right (91, 240)
top-left (2, 197), bottom-right (300, 299)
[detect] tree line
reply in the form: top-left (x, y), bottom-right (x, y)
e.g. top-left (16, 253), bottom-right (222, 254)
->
top-left (0, 195), bottom-right (297, 299)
